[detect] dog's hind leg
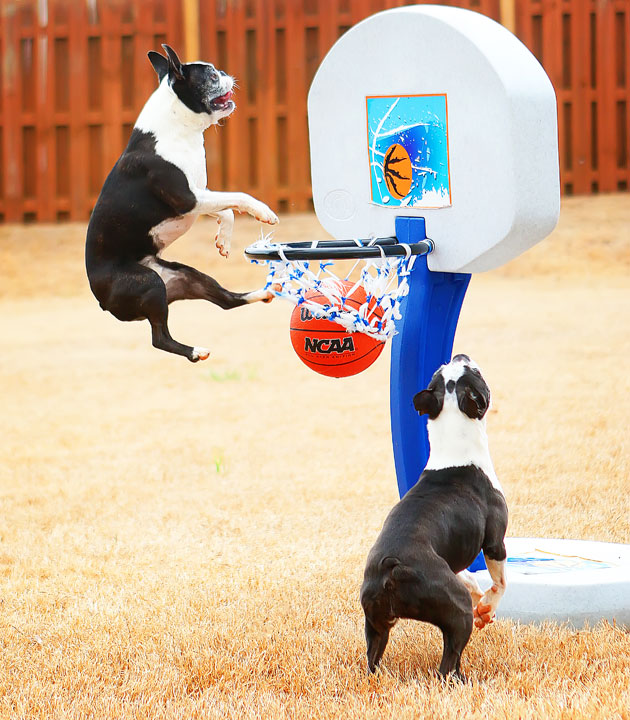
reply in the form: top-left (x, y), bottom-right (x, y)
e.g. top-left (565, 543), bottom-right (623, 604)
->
top-left (436, 579), bottom-right (474, 682)
top-left (148, 312), bottom-right (209, 362)
top-left (458, 569), bottom-right (484, 607)
top-left (104, 263), bottom-right (208, 362)
top-left (142, 280), bottom-right (210, 362)
top-left (365, 617), bottom-right (391, 673)
top-left (403, 568), bottom-right (473, 681)
top-left (148, 258), bottom-right (274, 308)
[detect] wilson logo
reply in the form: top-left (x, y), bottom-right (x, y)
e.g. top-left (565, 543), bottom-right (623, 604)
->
top-left (304, 337), bottom-right (355, 354)
top-left (300, 308), bottom-right (314, 322)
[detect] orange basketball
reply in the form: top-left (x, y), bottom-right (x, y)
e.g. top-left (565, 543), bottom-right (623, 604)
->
top-left (289, 281), bottom-right (385, 378)
top-left (383, 143), bottom-right (413, 199)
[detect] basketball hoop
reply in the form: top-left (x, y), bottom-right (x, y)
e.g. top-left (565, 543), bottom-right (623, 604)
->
top-left (245, 234), bottom-right (434, 341)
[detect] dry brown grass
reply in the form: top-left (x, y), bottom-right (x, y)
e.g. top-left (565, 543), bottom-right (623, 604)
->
top-left (1, 194), bottom-right (629, 719)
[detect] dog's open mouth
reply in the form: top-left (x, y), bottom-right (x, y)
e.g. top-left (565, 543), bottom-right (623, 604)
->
top-left (211, 90), bottom-right (234, 110)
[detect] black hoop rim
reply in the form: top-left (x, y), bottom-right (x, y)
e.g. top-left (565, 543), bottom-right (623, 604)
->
top-left (245, 236), bottom-right (434, 262)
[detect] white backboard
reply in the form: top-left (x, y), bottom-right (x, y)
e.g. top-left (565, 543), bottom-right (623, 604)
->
top-left (308, 5), bottom-right (560, 273)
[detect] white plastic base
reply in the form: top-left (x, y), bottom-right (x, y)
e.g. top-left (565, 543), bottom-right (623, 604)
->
top-left (473, 537), bottom-right (630, 628)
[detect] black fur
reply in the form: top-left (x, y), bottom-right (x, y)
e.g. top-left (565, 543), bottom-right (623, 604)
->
top-left (361, 465), bottom-right (508, 680)
top-left (85, 47), bottom-right (264, 362)
top-left (413, 356), bottom-right (491, 422)
top-left (413, 374), bottom-right (445, 419)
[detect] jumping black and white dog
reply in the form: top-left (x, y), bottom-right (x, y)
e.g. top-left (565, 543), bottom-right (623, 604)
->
top-left (360, 354), bottom-right (508, 681)
top-left (85, 45), bottom-right (278, 362)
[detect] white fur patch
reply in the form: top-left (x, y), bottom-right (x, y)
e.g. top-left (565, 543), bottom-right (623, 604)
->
top-left (134, 74), bottom-right (233, 193)
top-left (479, 557), bottom-right (507, 618)
top-left (149, 215), bottom-right (197, 251)
top-left (139, 256), bottom-right (179, 288)
top-left (243, 288), bottom-right (273, 303)
top-left (439, 355), bottom-right (482, 384)
top-left (458, 569), bottom-right (484, 605)
top-left (425, 357), bottom-right (503, 494)
top-left (192, 347), bottom-right (210, 361)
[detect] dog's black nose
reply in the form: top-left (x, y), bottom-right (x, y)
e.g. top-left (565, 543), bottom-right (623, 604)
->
top-left (446, 379), bottom-right (455, 393)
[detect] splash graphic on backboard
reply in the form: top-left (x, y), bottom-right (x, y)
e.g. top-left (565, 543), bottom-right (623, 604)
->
top-left (367, 94), bottom-right (451, 209)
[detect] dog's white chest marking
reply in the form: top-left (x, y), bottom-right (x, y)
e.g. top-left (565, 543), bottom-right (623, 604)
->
top-left (135, 79), bottom-right (215, 248)
top-left (425, 409), bottom-right (502, 493)
top-left (135, 77), bottom-right (210, 190)
top-left (155, 129), bottom-right (207, 191)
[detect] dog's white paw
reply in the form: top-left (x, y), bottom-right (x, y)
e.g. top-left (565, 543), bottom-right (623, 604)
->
top-left (473, 601), bottom-right (496, 629)
top-left (261, 283), bottom-right (282, 303)
top-left (245, 200), bottom-right (279, 225)
top-left (215, 210), bottom-right (233, 258)
top-left (191, 347), bottom-right (210, 362)
top-left (244, 284), bottom-right (280, 304)
top-left (215, 232), bottom-right (231, 258)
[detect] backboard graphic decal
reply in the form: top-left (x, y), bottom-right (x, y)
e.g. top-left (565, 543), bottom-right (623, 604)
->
top-left (366, 94), bottom-right (451, 209)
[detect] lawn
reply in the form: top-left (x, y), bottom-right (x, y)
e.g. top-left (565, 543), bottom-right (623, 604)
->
top-left (1, 195), bottom-right (629, 719)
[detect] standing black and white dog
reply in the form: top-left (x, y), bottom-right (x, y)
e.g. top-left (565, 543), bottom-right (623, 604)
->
top-left (360, 354), bottom-right (508, 681)
top-left (86, 45), bottom-right (278, 362)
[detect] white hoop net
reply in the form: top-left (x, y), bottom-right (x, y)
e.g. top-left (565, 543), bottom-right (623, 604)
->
top-left (248, 234), bottom-right (418, 341)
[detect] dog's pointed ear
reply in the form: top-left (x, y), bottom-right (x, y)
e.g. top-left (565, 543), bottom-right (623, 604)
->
top-left (413, 390), bottom-right (441, 420)
top-left (162, 44), bottom-right (185, 81)
top-left (458, 386), bottom-right (489, 420)
top-left (148, 50), bottom-right (168, 82)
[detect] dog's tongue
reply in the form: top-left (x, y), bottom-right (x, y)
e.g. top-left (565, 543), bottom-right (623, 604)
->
top-left (215, 90), bottom-right (233, 104)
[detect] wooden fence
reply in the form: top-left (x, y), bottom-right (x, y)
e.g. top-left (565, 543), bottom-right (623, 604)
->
top-left (0, 0), bottom-right (184, 222)
top-left (0, 0), bottom-right (627, 222)
top-left (517, 0), bottom-right (630, 195)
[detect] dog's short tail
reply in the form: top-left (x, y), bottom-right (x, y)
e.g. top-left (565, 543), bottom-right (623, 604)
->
top-left (378, 556), bottom-right (402, 591)
top-left (361, 556), bottom-right (422, 630)
top-left (378, 556), bottom-right (424, 590)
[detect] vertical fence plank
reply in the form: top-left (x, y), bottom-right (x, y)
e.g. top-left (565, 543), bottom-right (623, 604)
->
top-left (1, 3), bottom-right (22, 221)
top-left (285, 0), bottom-right (309, 210)
top-left (52, 1), bottom-right (70, 220)
top-left (134, 3), bottom-right (155, 114)
top-left (100, 0), bottom-right (123, 200)
top-left (226, 0), bottom-right (247, 194)
top-left (596, 0), bottom-right (614, 192)
top-left (619, 3), bottom-right (630, 190)
top-left (198, 0), bottom-right (219, 191)
top-left (36, 1), bottom-right (55, 221)
top-left (571, 0), bottom-right (590, 194)
top-left (68, 0), bottom-right (89, 219)
top-left (255, 0), bottom-right (275, 210)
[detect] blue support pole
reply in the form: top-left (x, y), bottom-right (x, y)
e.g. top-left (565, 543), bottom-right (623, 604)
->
top-left (390, 216), bottom-right (472, 498)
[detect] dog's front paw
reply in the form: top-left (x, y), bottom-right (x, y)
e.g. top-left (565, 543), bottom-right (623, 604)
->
top-left (246, 200), bottom-right (279, 225)
top-left (473, 601), bottom-right (495, 629)
top-left (215, 209), bottom-right (234, 258)
top-left (215, 232), bottom-right (231, 258)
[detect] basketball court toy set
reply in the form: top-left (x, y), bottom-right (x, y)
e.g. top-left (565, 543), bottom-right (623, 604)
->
top-left (245, 5), bottom-right (630, 628)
